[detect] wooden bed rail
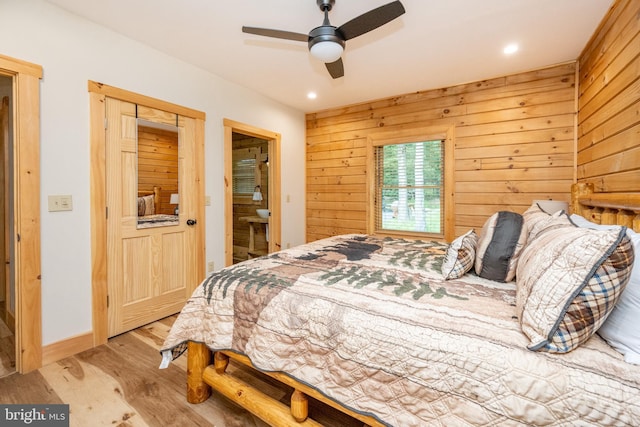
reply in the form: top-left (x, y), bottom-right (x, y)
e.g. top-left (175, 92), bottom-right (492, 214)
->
top-left (186, 342), bottom-right (382, 427)
top-left (571, 183), bottom-right (640, 232)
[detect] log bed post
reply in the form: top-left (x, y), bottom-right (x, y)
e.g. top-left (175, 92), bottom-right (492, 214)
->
top-left (187, 342), bottom-right (211, 403)
top-left (214, 351), bottom-right (229, 374)
top-left (571, 182), bottom-right (640, 233)
top-left (291, 389), bottom-right (309, 422)
top-left (186, 348), bottom-right (385, 426)
top-left (571, 182), bottom-right (593, 216)
top-left (202, 353), bottom-right (323, 426)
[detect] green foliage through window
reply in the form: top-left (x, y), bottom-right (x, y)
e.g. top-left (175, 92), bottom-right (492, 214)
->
top-left (376, 140), bottom-right (444, 234)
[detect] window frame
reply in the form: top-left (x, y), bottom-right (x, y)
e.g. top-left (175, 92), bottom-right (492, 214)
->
top-left (366, 125), bottom-right (455, 241)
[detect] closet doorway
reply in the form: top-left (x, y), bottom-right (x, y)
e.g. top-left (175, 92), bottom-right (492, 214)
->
top-left (0, 54), bottom-right (42, 374)
top-left (223, 119), bottom-right (281, 267)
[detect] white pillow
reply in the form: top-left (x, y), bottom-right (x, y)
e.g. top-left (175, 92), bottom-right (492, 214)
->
top-left (571, 214), bottom-right (640, 364)
top-left (523, 202), bottom-right (564, 242)
top-left (570, 213), bottom-right (618, 230)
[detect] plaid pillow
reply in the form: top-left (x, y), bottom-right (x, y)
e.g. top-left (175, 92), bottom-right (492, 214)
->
top-left (522, 202), bottom-right (563, 242)
top-left (442, 230), bottom-right (478, 280)
top-left (138, 194), bottom-right (155, 216)
top-left (516, 215), bottom-right (635, 353)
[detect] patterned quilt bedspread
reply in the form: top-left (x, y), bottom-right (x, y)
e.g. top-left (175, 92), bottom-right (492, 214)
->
top-left (137, 214), bottom-right (179, 228)
top-left (160, 234), bottom-right (640, 426)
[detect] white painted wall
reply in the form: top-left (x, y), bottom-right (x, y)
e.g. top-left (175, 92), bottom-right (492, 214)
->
top-left (0, 0), bottom-right (307, 346)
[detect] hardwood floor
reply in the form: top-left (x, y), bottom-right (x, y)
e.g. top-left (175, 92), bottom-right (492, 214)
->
top-left (0, 301), bottom-right (15, 378)
top-left (0, 315), bottom-right (363, 427)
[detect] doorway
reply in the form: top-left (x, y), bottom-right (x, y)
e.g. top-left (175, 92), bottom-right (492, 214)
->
top-left (231, 133), bottom-right (269, 263)
top-left (0, 54), bottom-right (42, 374)
top-left (223, 119), bottom-right (281, 267)
top-left (0, 76), bottom-right (14, 377)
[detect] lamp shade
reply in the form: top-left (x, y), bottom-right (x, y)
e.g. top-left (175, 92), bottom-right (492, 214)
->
top-left (533, 199), bottom-right (569, 214)
top-left (252, 185), bottom-right (263, 201)
top-left (310, 41), bottom-right (344, 63)
top-left (170, 193), bottom-right (179, 205)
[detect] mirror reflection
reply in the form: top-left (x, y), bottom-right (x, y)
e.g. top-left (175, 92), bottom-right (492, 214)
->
top-left (136, 119), bottom-right (180, 228)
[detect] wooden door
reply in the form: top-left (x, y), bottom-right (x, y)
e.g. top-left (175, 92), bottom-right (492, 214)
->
top-left (105, 97), bottom-right (202, 337)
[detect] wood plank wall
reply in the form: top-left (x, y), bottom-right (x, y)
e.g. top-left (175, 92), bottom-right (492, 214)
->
top-left (306, 63), bottom-right (577, 242)
top-left (577, 0), bottom-right (640, 192)
top-left (138, 126), bottom-right (179, 215)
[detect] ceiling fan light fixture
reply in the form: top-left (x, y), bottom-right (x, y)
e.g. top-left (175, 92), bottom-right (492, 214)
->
top-left (310, 40), bottom-right (344, 63)
top-left (242, 1), bottom-right (405, 77)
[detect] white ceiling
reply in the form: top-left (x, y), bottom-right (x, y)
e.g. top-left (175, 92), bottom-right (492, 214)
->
top-left (45, 0), bottom-right (613, 113)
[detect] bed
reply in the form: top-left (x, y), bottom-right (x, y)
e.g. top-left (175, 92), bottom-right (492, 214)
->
top-left (137, 186), bottom-right (179, 227)
top-left (160, 183), bottom-right (640, 426)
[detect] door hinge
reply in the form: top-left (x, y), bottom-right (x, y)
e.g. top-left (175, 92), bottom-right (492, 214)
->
top-left (104, 117), bottom-right (108, 129)
top-left (107, 295), bottom-right (109, 307)
top-left (106, 206), bottom-right (108, 219)
top-left (16, 233), bottom-right (20, 242)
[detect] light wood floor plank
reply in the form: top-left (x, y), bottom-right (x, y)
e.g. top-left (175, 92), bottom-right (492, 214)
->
top-left (0, 302), bottom-right (15, 378)
top-left (0, 369), bottom-right (63, 404)
top-left (0, 315), bottom-right (364, 427)
top-left (0, 333), bottom-right (14, 377)
top-left (39, 352), bottom-right (151, 426)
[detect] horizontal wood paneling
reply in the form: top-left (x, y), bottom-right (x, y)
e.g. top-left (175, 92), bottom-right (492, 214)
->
top-left (137, 126), bottom-right (178, 215)
top-left (577, 0), bottom-right (640, 192)
top-left (306, 64), bottom-right (576, 242)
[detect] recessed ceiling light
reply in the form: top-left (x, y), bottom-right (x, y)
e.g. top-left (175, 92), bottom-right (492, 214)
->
top-left (503, 43), bottom-right (519, 55)
top-left (307, 92), bottom-right (317, 100)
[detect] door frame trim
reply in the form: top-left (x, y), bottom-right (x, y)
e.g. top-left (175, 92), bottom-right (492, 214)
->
top-left (89, 81), bottom-right (206, 345)
top-left (0, 54), bottom-right (42, 373)
top-left (223, 119), bottom-right (281, 266)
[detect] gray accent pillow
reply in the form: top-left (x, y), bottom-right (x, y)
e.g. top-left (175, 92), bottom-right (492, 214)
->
top-left (475, 211), bottom-right (527, 282)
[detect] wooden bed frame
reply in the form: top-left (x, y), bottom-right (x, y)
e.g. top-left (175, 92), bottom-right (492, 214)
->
top-left (572, 183), bottom-right (640, 232)
top-left (137, 185), bottom-right (161, 212)
top-left (184, 182), bottom-right (640, 427)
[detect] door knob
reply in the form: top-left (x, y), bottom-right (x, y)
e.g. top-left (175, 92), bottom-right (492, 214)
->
top-left (186, 219), bottom-right (197, 226)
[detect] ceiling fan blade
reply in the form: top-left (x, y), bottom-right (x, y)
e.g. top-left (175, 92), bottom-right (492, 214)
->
top-left (242, 26), bottom-right (308, 42)
top-left (337, 1), bottom-right (405, 41)
top-left (325, 58), bottom-right (344, 79)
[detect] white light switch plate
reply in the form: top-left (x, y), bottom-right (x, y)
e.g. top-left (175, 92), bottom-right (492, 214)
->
top-left (48, 195), bottom-right (73, 212)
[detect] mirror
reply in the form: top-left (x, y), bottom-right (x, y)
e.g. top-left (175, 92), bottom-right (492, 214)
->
top-left (136, 119), bottom-right (180, 228)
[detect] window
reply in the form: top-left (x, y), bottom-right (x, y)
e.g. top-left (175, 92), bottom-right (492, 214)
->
top-left (232, 147), bottom-right (260, 195)
top-left (376, 140), bottom-right (443, 233)
top-left (367, 126), bottom-right (454, 240)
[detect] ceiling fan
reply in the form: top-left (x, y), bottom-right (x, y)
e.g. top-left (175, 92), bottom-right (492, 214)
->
top-left (242, 0), bottom-right (406, 79)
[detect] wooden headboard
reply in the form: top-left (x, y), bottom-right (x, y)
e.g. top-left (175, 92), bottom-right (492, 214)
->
top-left (137, 185), bottom-right (161, 208)
top-left (571, 183), bottom-right (640, 232)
